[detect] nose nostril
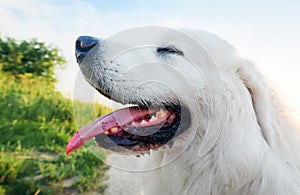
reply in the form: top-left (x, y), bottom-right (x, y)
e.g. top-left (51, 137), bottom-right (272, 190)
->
top-left (75, 40), bottom-right (81, 50)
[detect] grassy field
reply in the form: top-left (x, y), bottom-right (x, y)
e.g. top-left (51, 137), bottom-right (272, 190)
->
top-left (0, 72), bottom-right (111, 194)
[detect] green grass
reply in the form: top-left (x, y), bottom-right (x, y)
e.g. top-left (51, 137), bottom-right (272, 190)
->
top-left (0, 72), bottom-right (111, 194)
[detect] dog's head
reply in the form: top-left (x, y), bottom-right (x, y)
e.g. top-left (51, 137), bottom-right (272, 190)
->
top-left (67, 27), bottom-right (273, 157)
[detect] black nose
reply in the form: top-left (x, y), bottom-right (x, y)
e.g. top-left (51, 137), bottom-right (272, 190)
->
top-left (75, 36), bottom-right (99, 63)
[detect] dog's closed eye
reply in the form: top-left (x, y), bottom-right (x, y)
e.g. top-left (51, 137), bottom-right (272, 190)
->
top-left (157, 46), bottom-right (184, 56)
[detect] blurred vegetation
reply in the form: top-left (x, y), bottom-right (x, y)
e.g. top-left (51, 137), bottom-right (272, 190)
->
top-left (0, 37), bottom-right (111, 194)
top-left (0, 37), bottom-right (65, 82)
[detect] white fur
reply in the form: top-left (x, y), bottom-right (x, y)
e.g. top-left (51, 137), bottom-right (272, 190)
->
top-left (79, 29), bottom-right (300, 195)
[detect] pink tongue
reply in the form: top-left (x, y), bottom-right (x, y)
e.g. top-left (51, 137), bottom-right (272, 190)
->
top-left (66, 106), bottom-right (154, 155)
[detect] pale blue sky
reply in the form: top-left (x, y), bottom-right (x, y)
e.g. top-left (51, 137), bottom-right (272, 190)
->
top-left (0, 0), bottom-right (299, 122)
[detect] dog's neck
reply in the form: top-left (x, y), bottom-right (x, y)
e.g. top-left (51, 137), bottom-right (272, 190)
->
top-left (157, 80), bottom-right (300, 194)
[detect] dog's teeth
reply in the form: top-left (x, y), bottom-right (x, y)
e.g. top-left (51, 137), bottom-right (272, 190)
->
top-left (156, 108), bottom-right (166, 118)
top-left (110, 127), bottom-right (119, 133)
top-left (149, 115), bottom-right (158, 122)
top-left (104, 131), bottom-right (109, 134)
top-left (141, 120), bottom-right (147, 124)
top-left (131, 122), bottom-right (137, 126)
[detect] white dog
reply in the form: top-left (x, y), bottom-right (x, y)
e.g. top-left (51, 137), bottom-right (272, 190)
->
top-left (67, 27), bottom-right (300, 195)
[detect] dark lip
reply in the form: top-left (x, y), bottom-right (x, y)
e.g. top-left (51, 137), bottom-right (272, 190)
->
top-left (94, 105), bottom-right (191, 153)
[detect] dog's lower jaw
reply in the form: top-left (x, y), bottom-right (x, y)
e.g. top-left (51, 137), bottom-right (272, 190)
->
top-left (142, 94), bottom-right (265, 194)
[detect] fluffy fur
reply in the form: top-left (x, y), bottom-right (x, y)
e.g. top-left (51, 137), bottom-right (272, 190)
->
top-left (78, 28), bottom-right (300, 195)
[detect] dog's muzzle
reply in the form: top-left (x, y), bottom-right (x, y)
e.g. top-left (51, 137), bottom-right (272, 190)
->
top-left (75, 36), bottom-right (99, 64)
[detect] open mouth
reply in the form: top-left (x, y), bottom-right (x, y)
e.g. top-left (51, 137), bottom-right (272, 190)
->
top-left (66, 104), bottom-right (191, 155)
top-left (66, 36), bottom-right (191, 155)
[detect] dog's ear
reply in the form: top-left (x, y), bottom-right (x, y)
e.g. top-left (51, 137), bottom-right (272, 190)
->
top-left (237, 59), bottom-right (275, 147)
